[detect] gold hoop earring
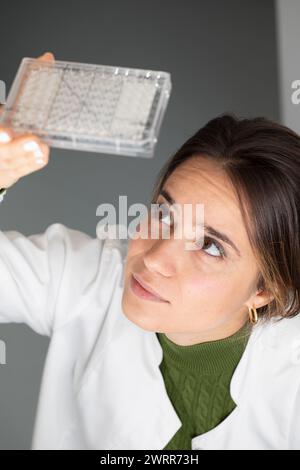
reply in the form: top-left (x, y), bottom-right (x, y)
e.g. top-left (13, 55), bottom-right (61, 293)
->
top-left (248, 306), bottom-right (258, 325)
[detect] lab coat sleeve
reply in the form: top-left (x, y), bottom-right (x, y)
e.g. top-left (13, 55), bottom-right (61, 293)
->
top-left (0, 222), bottom-right (107, 336)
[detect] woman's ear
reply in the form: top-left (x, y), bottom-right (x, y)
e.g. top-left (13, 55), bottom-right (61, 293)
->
top-left (250, 289), bottom-right (274, 310)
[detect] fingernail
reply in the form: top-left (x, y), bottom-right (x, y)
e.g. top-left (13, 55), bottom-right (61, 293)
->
top-left (0, 131), bottom-right (11, 143)
top-left (24, 141), bottom-right (40, 152)
top-left (34, 149), bottom-right (44, 159)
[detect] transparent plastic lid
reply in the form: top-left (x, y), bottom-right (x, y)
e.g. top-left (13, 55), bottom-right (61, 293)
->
top-left (0, 58), bottom-right (172, 158)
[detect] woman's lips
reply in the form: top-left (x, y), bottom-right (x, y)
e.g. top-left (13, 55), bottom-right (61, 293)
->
top-left (130, 274), bottom-right (169, 303)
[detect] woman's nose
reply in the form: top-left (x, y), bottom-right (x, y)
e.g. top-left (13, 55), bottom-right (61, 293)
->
top-left (143, 237), bottom-right (178, 277)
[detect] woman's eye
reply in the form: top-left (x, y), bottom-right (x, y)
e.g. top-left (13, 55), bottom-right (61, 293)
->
top-left (195, 237), bottom-right (225, 258)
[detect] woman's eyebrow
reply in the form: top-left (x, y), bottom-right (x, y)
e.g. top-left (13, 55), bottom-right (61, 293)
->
top-left (159, 188), bottom-right (241, 257)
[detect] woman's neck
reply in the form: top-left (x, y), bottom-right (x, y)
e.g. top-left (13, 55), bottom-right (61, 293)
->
top-left (163, 316), bottom-right (249, 346)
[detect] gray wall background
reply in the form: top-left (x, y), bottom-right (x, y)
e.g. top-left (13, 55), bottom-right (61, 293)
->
top-left (275, 0), bottom-right (300, 134)
top-left (0, 0), bottom-right (279, 449)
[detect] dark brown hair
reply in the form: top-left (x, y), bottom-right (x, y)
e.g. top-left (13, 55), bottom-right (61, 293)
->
top-left (150, 113), bottom-right (300, 323)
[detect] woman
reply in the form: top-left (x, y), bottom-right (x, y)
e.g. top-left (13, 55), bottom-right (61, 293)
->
top-left (0, 52), bottom-right (299, 450)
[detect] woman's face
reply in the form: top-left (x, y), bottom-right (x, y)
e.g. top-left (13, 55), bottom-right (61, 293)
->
top-left (121, 156), bottom-right (271, 344)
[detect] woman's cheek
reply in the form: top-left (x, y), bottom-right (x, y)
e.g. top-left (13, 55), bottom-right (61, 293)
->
top-left (184, 274), bottom-right (234, 309)
top-left (184, 276), bottom-right (217, 297)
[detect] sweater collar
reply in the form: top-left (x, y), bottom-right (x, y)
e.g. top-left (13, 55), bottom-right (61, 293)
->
top-left (156, 321), bottom-right (252, 375)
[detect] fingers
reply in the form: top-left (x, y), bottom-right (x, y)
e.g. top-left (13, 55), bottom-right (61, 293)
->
top-left (0, 134), bottom-right (49, 170)
top-left (37, 52), bottom-right (55, 62)
top-left (0, 126), bottom-right (13, 143)
top-left (0, 138), bottom-right (49, 188)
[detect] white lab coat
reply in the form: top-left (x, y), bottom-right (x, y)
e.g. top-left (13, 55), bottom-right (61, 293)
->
top-left (0, 222), bottom-right (299, 450)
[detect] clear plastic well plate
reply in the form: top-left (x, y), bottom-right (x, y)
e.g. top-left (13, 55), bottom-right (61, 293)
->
top-left (0, 58), bottom-right (172, 158)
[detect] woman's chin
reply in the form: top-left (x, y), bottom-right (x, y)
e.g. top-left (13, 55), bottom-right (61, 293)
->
top-left (121, 295), bottom-right (165, 332)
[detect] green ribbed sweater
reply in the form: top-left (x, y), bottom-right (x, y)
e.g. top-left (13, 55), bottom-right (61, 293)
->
top-left (156, 321), bottom-right (252, 450)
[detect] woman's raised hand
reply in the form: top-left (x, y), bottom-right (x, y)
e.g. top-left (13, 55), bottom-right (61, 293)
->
top-left (0, 52), bottom-right (55, 188)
